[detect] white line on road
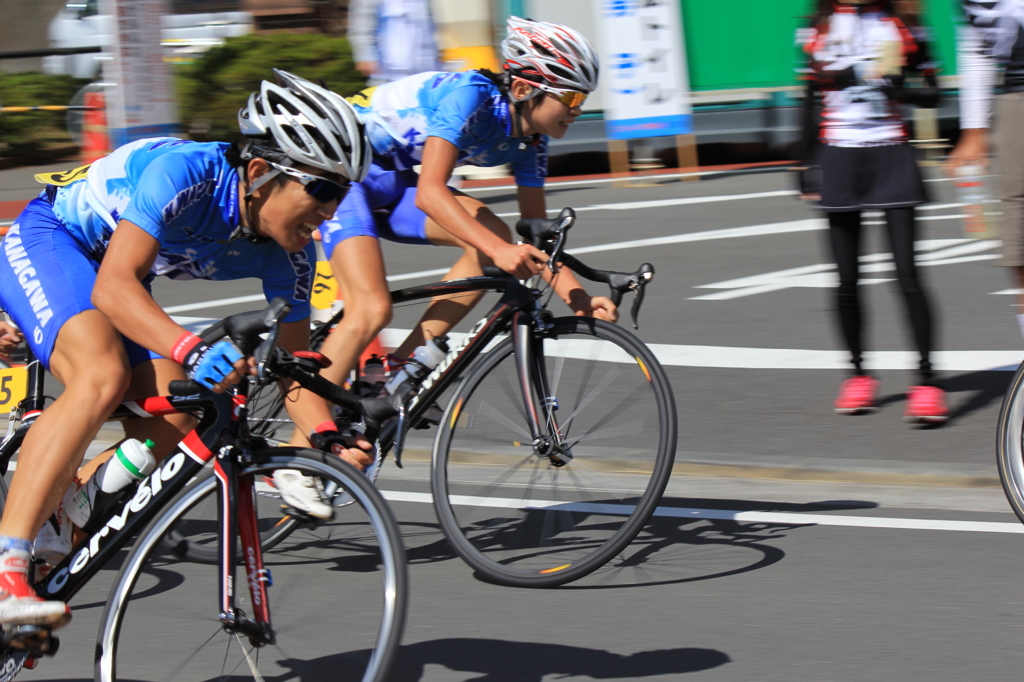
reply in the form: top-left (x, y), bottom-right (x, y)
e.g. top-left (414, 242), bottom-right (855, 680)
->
top-left (375, 326), bottom-right (1024, 372)
top-left (381, 490), bottom-right (1024, 534)
top-left (495, 189), bottom-right (797, 217)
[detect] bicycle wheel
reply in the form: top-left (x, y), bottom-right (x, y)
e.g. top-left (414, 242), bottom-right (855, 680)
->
top-left (161, 466), bottom-right (302, 565)
top-left (997, 360), bottom-right (1024, 523)
top-left (431, 316), bottom-right (676, 587)
top-left (97, 448), bottom-right (407, 682)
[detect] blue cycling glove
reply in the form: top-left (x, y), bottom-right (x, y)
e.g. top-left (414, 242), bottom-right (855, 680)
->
top-left (172, 332), bottom-right (244, 388)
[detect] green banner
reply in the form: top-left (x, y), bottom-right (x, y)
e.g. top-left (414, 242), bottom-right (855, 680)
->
top-left (679, 0), bottom-right (961, 92)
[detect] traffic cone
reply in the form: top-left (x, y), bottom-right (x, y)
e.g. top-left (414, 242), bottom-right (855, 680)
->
top-left (81, 91), bottom-right (109, 164)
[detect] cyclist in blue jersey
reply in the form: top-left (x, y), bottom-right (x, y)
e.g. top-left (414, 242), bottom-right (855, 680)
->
top-left (314, 16), bottom-right (617, 413)
top-left (0, 70), bottom-right (374, 628)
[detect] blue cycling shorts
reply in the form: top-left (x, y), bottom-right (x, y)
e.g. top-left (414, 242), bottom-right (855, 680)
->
top-left (320, 163), bottom-right (432, 260)
top-left (0, 196), bottom-right (160, 370)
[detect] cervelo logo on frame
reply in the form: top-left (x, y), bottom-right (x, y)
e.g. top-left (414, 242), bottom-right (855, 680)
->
top-left (45, 452), bottom-right (188, 594)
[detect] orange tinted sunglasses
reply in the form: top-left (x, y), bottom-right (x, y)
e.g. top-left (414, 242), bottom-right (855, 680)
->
top-left (551, 90), bottom-right (587, 108)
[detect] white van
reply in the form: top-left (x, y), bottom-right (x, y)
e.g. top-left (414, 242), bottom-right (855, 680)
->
top-left (44, 0), bottom-right (253, 79)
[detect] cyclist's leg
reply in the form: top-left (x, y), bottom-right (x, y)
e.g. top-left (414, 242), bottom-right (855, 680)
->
top-left (392, 188), bottom-right (512, 358)
top-left (316, 173), bottom-right (393, 389)
top-left (318, 236), bottom-right (392, 388)
top-left (76, 357), bottom-right (196, 482)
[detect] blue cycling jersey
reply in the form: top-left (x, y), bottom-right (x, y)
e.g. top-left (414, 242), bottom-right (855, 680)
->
top-left (349, 70), bottom-right (548, 187)
top-left (47, 138), bottom-right (314, 322)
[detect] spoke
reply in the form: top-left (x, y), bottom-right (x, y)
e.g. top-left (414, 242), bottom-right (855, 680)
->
top-left (549, 355), bottom-right (565, 397)
top-left (161, 627), bottom-right (222, 682)
top-left (567, 418), bottom-right (645, 447)
top-left (236, 632), bottom-right (266, 682)
top-left (476, 401), bottom-right (532, 439)
top-left (559, 365), bottom-right (621, 433)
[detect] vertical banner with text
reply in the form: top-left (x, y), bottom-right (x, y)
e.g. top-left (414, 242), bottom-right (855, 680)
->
top-left (593, 0), bottom-right (691, 140)
top-left (100, 0), bottom-right (179, 148)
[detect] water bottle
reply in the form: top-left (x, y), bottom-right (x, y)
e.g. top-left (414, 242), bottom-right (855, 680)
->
top-left (65, 438), bottom-right (157, 529)
top-left (384, 336), bottom-right (450, 395)
top-left (955, 165), bottom-right (1000, 239)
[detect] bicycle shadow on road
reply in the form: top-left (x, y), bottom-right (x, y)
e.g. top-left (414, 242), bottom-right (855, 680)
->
top-left (555, 497), bottom-right (876, 591)
top-left (283, 638), bottom-right (730, 682)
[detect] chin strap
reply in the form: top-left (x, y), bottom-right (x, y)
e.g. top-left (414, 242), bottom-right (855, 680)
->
top-left (505, 71), bottom-right (544, 149)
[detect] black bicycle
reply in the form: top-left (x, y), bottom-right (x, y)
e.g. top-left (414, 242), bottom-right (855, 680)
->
top-left (0, 300), bottom-right (407, 682)
top-left (229, 208), bottom-right (678, 588)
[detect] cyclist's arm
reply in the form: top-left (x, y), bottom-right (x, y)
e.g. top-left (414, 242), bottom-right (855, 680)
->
top-left (517, 185), bottom-right (616, 319)
top-left (276, 318), bottom-right (333, 436)
top-left (92, 220), bottom-right (249, 390)
top-left (417, 136), bottom-right (547, 278)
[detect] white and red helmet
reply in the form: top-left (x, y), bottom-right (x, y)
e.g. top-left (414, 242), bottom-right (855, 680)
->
top-left (501, 17), bottom-right (599, 94)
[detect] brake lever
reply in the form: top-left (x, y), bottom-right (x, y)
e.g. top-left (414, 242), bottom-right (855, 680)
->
top-left (627, 263), bottom-right (655, 330)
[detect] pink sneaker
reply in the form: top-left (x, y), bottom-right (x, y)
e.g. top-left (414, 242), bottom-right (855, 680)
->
top-left (835, 375), bottom-right (879, 414)
top-left (904, 385), bottom-right (949, 424)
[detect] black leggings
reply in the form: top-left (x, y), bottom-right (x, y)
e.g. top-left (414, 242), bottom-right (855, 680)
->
top-left (827, 207), bottom-right (935, 383)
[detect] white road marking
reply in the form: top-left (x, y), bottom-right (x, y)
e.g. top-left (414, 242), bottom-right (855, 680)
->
top-left (375, 326), bottom-right (1024, 372)
top-left (381, 490), bottom-right (1024, 534)
top-left (495, 190), bottom-right (798, 217)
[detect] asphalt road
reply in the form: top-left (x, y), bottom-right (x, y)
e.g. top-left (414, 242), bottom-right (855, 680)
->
top-left (5, 163), bottom-right (1024, 680)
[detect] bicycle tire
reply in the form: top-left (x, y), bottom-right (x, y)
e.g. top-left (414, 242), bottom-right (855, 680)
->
top-left (431, 316), bottom-right (677, 587)
top-left (997, 360), bottom-right (1024, 523)
top-left (96, 448), bottom-right (408, 682)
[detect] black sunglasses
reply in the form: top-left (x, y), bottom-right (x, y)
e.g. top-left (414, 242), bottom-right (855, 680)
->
top-left (268, 162), bottom-right (352, 204)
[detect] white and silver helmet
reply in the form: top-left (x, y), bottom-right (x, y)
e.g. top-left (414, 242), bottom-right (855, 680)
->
top-left (238, 69), bottom-right (371, 183)
top-left (501, 16), bottom-right (599, 93)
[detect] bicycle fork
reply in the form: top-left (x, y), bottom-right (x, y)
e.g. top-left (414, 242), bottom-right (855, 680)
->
top-left (512, 313), bottom-right (571, 466)
top-left (214, 448), bottom-right (274, 647)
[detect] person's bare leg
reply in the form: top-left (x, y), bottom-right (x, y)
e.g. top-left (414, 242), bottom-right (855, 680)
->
top-left (0, 310), bottom-right (130, 542)
top-left (394, 194), bottom-right (511, 358)
top-left (77, 358), bottom-right (196, 483)
top-left (316, 236), bottom-right (393, 387)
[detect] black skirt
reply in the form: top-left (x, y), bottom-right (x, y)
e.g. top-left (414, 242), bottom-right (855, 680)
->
top-left (818, 143), bottom-right (928, 212)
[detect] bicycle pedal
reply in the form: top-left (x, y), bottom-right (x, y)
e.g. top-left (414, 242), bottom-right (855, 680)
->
top-left (278, 504), bottom-right (328, 525)
top-left (2, 626), bottom-right (59, 656)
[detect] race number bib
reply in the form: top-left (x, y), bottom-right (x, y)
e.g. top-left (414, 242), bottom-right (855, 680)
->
top-left (0, 366), bottom-right (28, 414)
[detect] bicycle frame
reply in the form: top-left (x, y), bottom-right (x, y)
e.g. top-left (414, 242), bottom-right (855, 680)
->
top-left (346, 273), bottom-right (568, 462)
top-left (0, 360), bottom-right (276, 647)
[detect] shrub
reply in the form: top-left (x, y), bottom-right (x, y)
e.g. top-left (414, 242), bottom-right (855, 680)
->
top-left (0, 73), bottom-right (90, 159)
top-left (176, 33), bottom-right (367, 142)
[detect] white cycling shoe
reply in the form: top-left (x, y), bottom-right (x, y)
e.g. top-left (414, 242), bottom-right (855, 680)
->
top-left (273, 470), bottom-right (334, 520)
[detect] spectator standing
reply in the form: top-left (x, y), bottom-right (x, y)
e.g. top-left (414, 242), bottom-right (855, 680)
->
top-left (796, 0), bottom-right (947, 422)
top-left (947, 1), bottom-right (1024, 338)
top-left (348, 0), bottom-right (440, 85)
